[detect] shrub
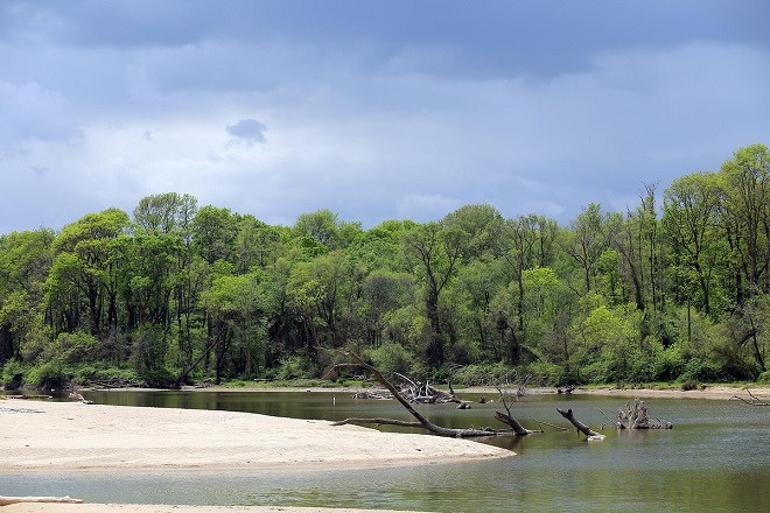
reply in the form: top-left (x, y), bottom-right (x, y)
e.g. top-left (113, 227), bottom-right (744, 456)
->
top-left (367, 342), bottom-right (413, 376)
top-left (680, 357), bottom-right (724, 382)
top-left (1, 360), bottom-right (24, 390)
top-left (526, 361), bottom-right (566, 386)
top-left (453, 362), bottom-right (516, 386)
top-left (757, 371), bottom-right (770, 384)
top-left (655, 345), bottom-right (686, 382)
top-left (579, 360), bottom-right (610, 384)
top-left (72, 365), bottom-right (140, 386)
top-left (26, 361), bottom-right (69, 390)
top-left (139, 367), bottom-right (176, 388)
top-left (50, 331), bottom-right (99, 364)
top-left (275, 355), bottom-right (312, 381)
top-left (681, 379), bottom-right (701, 391)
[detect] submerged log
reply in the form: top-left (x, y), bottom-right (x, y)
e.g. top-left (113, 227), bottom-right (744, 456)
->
top-left (0, 496), bottom-right (83, 506)
top-left (351, 389), bottom-right (393, 400)
top-left (616, 398), bottom-right (673, 429)
top-left (556, 408), bottom-right (605, 440)
top-left (731, 388), bottom-right (770, 406)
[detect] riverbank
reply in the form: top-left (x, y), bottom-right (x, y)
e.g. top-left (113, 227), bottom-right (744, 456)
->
top-left (0, 399), bottom-right (509, 474)
top-left (1, 505), bottom-right (429, 513)
top-left (187, 383), bottom-right (770, 401)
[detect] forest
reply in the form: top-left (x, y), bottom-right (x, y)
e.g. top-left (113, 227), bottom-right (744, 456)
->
top-left (1, 144), bottom-right (769, 390)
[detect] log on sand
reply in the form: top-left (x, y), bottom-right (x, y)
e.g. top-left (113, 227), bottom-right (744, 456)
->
top-left (0, 496), bottom-right (83, 506)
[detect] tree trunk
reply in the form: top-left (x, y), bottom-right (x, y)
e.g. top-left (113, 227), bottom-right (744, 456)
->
top-left (556, 408), bottom-right (605, 440)
top-left (425, 288), bottom-right (444, 366)
top-left (330, 353), bottom-right (525, 438)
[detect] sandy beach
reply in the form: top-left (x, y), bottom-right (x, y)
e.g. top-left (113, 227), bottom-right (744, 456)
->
top-left (0, 399), bottom-right (510, 474)
top-left (569, 385), bottom-right (770, 400)
top-left (1, 506), bottom-right (430, 513)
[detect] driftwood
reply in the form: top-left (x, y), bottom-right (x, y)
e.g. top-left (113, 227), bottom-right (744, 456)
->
top-left (68, 388), bottom-right (95, 405)
top-left (0, 496), bottom-right (82, 506)
top-left (556, 408), bottom-right (605, 440)
top-left (616, 398), bottom-right (673, 429)
top-left (393, 372), bottom-right (469, 406)
top-left (351, 389), bottom-right (393, 400)
top-left (557, 384), bottom-right (576, 395)
top-left (327, 352), bottom-right (528, 438)
top-left (731, 388), bottom-right (770, 406)
top-left (350, 372), bottom-right (470, 406)
top-left (493, 385), bottom-right (538, 435)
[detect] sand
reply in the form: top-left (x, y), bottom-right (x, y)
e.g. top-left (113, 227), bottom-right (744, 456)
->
top-left (2, 505), bottom-right (431, 513)
top-left (0, 399), bottom-right (510, 474)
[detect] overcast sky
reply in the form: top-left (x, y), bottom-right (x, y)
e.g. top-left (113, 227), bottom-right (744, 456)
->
top-left (1, 0), bottom-right (769, 233)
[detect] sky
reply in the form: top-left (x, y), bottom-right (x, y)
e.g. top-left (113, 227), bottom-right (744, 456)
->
top-left (1, 0), bottom-right (769, 233)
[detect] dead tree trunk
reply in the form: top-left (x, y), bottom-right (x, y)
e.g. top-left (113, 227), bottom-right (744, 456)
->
top-left (556, 408), bottom-right (605, 440)
top-left (493, 385), bottom-right (537, 435)
top-left (0, 496), bottom-right (82, 506)
top-left (328, 352), bottom-right (528, 438)
top-left (731, 388), bottom-right (770, 406)
top-left (494, 411), bottom-right (533, 436)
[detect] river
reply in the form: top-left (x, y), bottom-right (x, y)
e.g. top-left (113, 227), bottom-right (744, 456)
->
top-left (2, 390), bottom-right (768, 513)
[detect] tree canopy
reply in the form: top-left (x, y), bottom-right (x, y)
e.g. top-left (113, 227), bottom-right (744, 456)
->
top-left (2, 145), bottom-right (770, 388)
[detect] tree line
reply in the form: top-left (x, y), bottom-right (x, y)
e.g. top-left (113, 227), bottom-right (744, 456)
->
top-left (1, 144), bottom-right (769, 388)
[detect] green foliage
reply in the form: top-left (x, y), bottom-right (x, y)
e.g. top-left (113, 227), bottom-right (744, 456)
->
top-left (50, 332), bottom-right (100, 364)
top-left (1, 360), bottom-right (24, 390)
top-left (367, 342), bottom-right (414, 376)
top-left (26, 361), bottom-right (69, 390)
top-left (274, 356), bottom-right (312, 381)
top-left (71, 365), bottom-right (139, 386)
top-left (2, 144), bottom-right (770, 389)
top-left (452, 362), bottom-right (516, 386)
top-left (526, 361), bottom-right (567, 386)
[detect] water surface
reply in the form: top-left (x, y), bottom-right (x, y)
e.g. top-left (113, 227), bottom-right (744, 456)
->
top-left (2, 390), bottom-right (768, 513)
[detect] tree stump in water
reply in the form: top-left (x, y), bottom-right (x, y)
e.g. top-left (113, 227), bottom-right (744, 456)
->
top-left (616, 398), bottom-right (672, 429)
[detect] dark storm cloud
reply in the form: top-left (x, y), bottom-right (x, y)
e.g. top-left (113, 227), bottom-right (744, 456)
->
top-left (1, 1), bottom-right (769, 233)
top-left (227, 119), bottom-right (267, 144)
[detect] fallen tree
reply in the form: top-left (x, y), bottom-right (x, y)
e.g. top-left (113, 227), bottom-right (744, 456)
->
top-left (731, 388), bottom-right (770, 406)
top-left (0, 496), bottom-right (82, 506)
top-left (351, 370), bottom-right (472, 407)
top-left (556, 408), bottom-right (605, 441)
top-left (616, 398), bottom-right (673, 429)
top-left (328, 352), bottom-right (534, 438)
top-left (493, 385), bottom-right (539, 435)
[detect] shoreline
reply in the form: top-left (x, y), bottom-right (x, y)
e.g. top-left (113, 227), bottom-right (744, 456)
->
top-left (1, 505), bottom-right (431, 513)
top-left (0, 399), bottom-right (510, 475)
top-left (76, 383), bottom-right (770, 401)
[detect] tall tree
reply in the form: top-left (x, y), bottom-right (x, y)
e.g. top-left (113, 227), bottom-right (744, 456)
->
top-left (402, 222), bottom-right (465, 366)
